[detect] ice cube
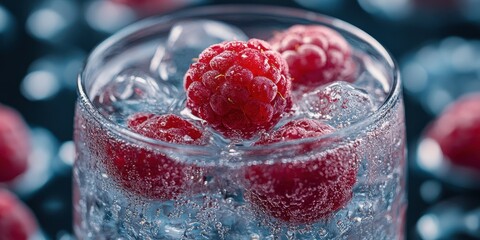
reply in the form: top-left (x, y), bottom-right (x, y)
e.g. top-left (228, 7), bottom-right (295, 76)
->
top-left (299, 81), bottom-right (376, 128)
top-left (93, 69), bottom-right (182, 124)
top-left (150, 20), bottom-right (248, 87)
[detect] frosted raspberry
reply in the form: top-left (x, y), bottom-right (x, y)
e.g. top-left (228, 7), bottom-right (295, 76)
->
top-left (245, 119), bottom-right (359, 224)
top-left (102, 113), bottom-right (207, 200)
top-left (0, 104), bottom-right (30, 183)
top-left (0, 189), bottom-right (38, 240)
top-left (269, 25), bottom-right (355, 91)
top-left (426, 94), bottom-right (480, 172)
top-left (184, 39), bottom-right (292, 139)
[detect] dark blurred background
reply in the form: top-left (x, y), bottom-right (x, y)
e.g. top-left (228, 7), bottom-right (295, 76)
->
top-left (1, 0), bottom-right (480, 239)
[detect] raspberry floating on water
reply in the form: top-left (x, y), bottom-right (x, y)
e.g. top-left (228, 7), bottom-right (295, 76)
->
top-left (184, 39), bottom-right (292, 139)
top-left (269, 25), bottom-right (355, 91)
top-left (426, 94), bottom-right (480, 172)
top-left (0, 104), bottom-right (30, 183)
top-left (0, 189), bottom-right (38, 240)
top-left (245, 119), bottom-right (359, 224)
top-left (102, 113), bottom-right (207, 200)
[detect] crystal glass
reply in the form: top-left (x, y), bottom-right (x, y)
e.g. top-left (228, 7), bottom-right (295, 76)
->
top-left (74, 5), bottom-right (406, 239)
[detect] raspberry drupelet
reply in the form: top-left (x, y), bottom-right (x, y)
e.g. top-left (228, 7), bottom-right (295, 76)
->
top-left (269, 25), bottom-right (356, 91)
top-left (184, 39), bottom-right (292, 139)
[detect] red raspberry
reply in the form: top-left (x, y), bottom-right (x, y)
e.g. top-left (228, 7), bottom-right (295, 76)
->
top-left (0, 104), bottom-right (30, 183)
top-left (426, 94), bottom-right (480, 172)
top-left (184, 39), bottom-right (292, 139)
top-left (269, 25), bottom-right (355, 91)
top-left (0, 189), bottom-right (38, 240)
top-left (245, 119), bottom-right (359, 224)
top-left (102, 113), bottom-right (207, 200)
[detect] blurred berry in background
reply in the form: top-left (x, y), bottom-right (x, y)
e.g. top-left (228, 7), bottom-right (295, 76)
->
top-left (0, 189), bottom-right (40, 240)
top-left (0, 105), bottom-right (30, 183)
top-left (416, 94), bottom-right (480, 189)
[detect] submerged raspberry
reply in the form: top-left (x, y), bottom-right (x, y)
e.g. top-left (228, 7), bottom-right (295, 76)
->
top-left (0, 104), bottom-right (30, 183)
top-left (245, 119), bottom-right (359, 224)
top-left (101, 113), bottom-right (207, 200)
top-left (128, 113), bottom-right (205, 144)
top-left (426, 94), bottom-right (480, 172)
top-left (0, 189), bottom-right (38, 240)
top-left (184, 39), bottom-right (292, 139)
top-left (269, 25), bottom-right (355, 91)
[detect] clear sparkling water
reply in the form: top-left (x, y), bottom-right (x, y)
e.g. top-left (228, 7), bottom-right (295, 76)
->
top-left (93, 68), bottom-right (185, 125)
top-left (74, 20), bottom-right (406, 240)
top-left (298, 81), bottom-right (376, 129)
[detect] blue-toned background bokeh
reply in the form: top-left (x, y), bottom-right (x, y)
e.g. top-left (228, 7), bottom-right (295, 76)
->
top-left (1, 0), bottom-right (480, 239)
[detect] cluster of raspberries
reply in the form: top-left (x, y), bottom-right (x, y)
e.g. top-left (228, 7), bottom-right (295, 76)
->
top-left (184, 25), bottom-right (354, 139)
top-left (105, 25), bottom-right (359, 224)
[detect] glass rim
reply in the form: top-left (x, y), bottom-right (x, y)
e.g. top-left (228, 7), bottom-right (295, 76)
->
top-left (77, 4), bottom-right (401, 154)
